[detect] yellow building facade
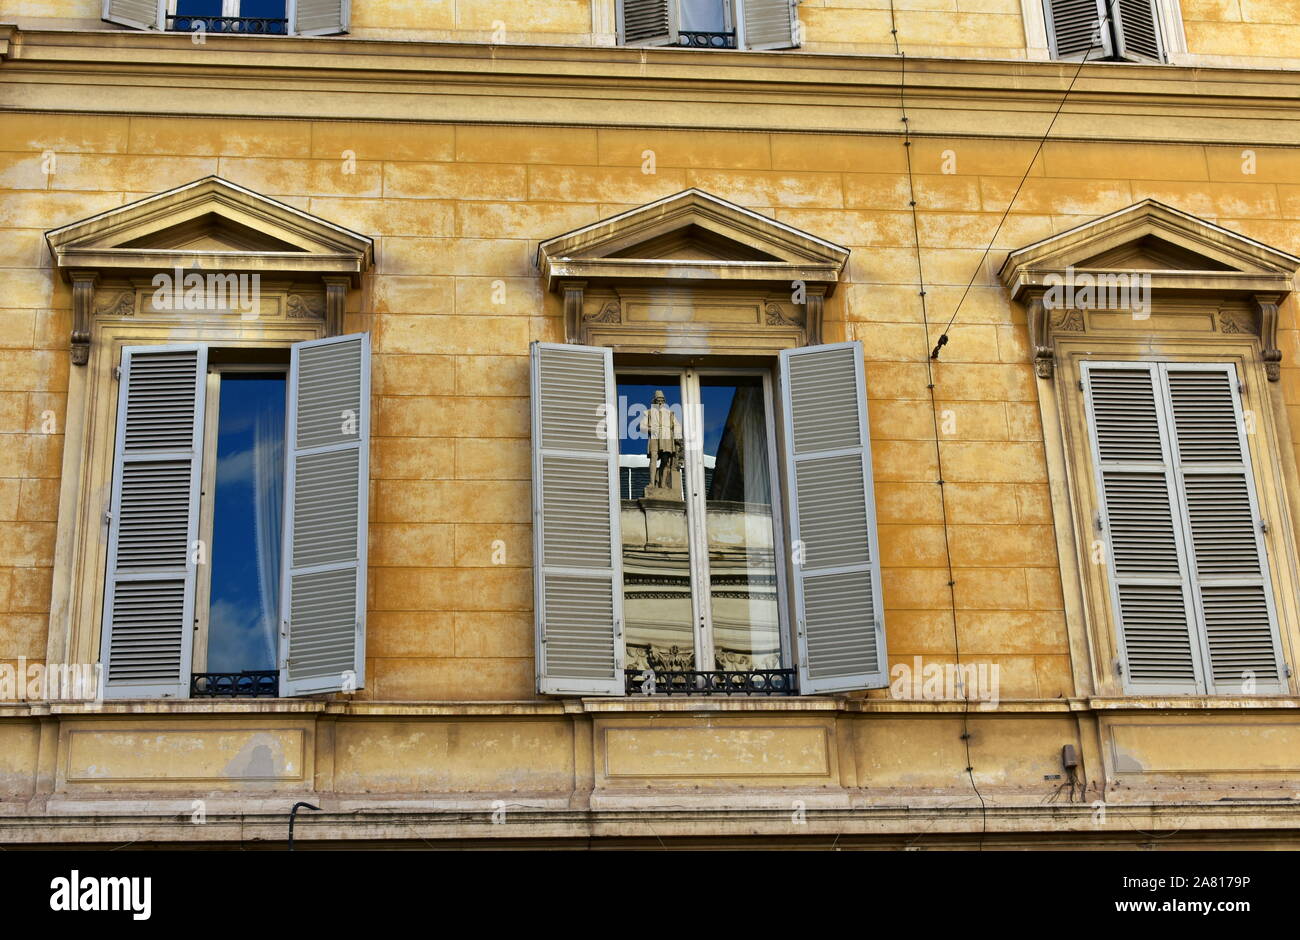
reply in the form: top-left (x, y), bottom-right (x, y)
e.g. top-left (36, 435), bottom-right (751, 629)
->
top-left (1, 0), bottom-right (1300, 847)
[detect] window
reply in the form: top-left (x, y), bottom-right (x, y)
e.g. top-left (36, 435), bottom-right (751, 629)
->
top-left (617, 0), bottom-right (801, 50)
top-left (1082, 361), bottom-right (1286, 694)
top-left (531, 341), bottom-right (886, 697)
top-left (102, 0), bottom-right (347, 37)
top-left (1043, 0), bottom-right (1165, 63)
top-left (100, 335), bottom-right (370, 700)
top-left (617, 368), bottom-right (785, 677)
top-left (170, 0), bottom-right (288, 35)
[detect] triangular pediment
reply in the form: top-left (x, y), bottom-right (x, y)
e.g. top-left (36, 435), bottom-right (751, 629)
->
top-left (538, 189), bottom-right (848, 293)
top-left (47, 176), bottom-right (372, 282)
top-left (1001, 199), bottom-right (1299, 299)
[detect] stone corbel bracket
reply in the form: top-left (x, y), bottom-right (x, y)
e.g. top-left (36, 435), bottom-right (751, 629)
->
top-left (69, 270), bottom-right (99, 367)
top-left (1253, 293), bottom-right (1284, 382)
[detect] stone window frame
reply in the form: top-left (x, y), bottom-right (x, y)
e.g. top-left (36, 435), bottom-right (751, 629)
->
top-left (42, 177), bottom-right (372, 687)
top-left (1002, 199), bottom-right (1300, 699)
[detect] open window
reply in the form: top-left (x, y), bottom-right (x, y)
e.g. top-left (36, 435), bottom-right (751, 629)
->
top-left (1002, 199), bottom-right (1300, 696)
top-left (103, 0), bottom-right (347, 36)
top-left (616, 0), bottom-right (800, 50)
top-left (45, 177), bottom-right (373, 700)
top-left (533, 190), bottom-right (884, 697)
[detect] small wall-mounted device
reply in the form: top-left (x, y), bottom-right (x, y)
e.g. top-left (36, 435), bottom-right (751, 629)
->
top-left (1061, 744), bottom-right (1079, 770)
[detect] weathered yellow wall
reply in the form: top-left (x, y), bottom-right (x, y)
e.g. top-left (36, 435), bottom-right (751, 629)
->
top-left (4, 113), bottom-right (1300, 706)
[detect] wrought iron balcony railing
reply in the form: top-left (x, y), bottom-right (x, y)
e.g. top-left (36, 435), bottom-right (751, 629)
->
top-left (167, 16), bottom-right (288, 34)
top-left (192, 670), bottom-right (280, 698)
top-left (677, 30), bottom-right (737, 49)
top-left (625, 668), bottom-right (797, 696)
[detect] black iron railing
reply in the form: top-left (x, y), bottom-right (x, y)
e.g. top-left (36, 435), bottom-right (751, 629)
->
top-left (192, 670), bottom-right (279, 698)
top-left (677, 30), bottom-right (737, 48)
top-left (167, 16), bottom-right (288, 34)
top-left (625, 668), bottom-right (797, 696)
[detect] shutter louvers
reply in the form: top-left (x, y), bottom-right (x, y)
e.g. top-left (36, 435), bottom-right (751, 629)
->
top-left (1044, 0), bottom-right (1111, 60)
top-left (781, 341), bottom-right (887, 694)
top-left (743, 0), bottom-right (800, 50)
top-left (290, 0), bottom-right (349, 36)
top-left (1084, 363), bottom-right (1201, 692)
top-left (531, 342), bottom-right (625, 695)
top-left (617, 0), bottom-right (679, 46)
top-left (100, 345), bottom-right (207, 699)
top-left (102, 0), bottom-right (163, 30)
top-left (1113, 0), bottom-right (1165, 62)
top-left (1166, 366), bottom-right (1284, 692)
top-left (279, 333), bottom-right (369, 696)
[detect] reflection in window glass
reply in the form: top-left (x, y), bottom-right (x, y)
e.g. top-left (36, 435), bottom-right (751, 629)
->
top-left (206, 373), bottom-right (286, 674)
top-left (679, 0), bottom-right (727, 31)
top-left (617, 377), bottom-right (696, 673)
top-left (700, 376), bottom-right (780, 671)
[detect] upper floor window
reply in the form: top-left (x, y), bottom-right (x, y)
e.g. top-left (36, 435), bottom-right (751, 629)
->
top-left (103, 0), bottom-right (347, 37)
top-left (1002, 199), bottom-right (1300, 698)
top-left (617, 0), bottom-right (801, 50)
top-left (533, 191), bottom-right (887, 698)
top-left (1043, 0), bottom-right (1165, 63)
top-left (45, 177), bottom-right (374, 700)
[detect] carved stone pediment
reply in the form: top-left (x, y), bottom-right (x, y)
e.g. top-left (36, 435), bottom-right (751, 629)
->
top-left (538, 189), bottom-right (847, 349)
top-left (1000, 199), bottom-right (1299, 380)
top-left (46, 177), bottom-right (373, 363)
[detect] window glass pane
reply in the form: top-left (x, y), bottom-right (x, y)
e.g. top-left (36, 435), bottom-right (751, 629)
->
top-left (176, 0), bottom-right (222, 15)
top-left (241, 0), bottom-right (288, 31)
top-left (206, 373), bottom-right (286, 674)
top-left (617, 376), bottom-right (697, 673)
top-left (699, 375), bottom-right (780, 670)
top-left (679, 0), bottom-right (727, 31)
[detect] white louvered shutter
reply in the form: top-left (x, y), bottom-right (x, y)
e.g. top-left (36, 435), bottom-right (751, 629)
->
top-left (531, 342), bottom-right (625, 695)
top-left (102, 0), bottom-right (163, 30)
top-left (288, 0), bottom-right (349, 36)
top-left (617, 0), bottom-right (679, 46)
top-left (1112, 0), bottom-right (1164, 62)
top-left (100, 345), bottom-right (207, 699)
top-left (1044, 0), bottom-right (1111, 60)
top-left (743, 0), bottom-right (800, 50)
top-left (781, 341), bottom-right (887, 694)
top-left (1083, 363), bottom-right (1201, 693)
top-left (279, 333), bottom-right (369, 696)
top-left (1164, 365), bottom-right (1284, 693)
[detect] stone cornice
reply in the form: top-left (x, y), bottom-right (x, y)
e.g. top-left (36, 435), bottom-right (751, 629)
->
top-left (8, 29), bottom-right (1300, 142)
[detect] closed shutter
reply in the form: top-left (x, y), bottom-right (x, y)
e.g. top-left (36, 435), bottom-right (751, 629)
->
top-left (1044, 0), bottom-right (1111, 60)
top-left (743, 0), bottom-right (800, 50)
top-left (617, 0), bottom-right (679, 46)
top-left (1083, 362), bottom-right (1201, 693)
top-left (780, 341), bottom-right (887, 694)
top-left (279, 333), bottom-right (369, 696)
top-left (100, 345), bottom-right (207, 699)
top-left (289, 0), bottom-right (349, 36)
top-left (1165, 365), bottom-right (1284, 693)
top-left (531, 342), bottom-right (625, 695)
top-left (1083, 361), bottom-right (1285, 694)
top-left (1113, 0), bottom-right (1164, 62)
top-left (102, 0), bottom-right (163, 30)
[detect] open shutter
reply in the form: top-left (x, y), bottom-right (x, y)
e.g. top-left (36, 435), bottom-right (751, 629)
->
top-left (743, 0), bottom-right (800, 50)
top-left (531, 342), bottom-right (625, 695)
top-left (1165, 365), bottom-right (1284, 693)
top-left (100, 345), bottom-right (207, 699)
top-left (102, 0), bottom-right (164, 30)
top-left (1112, 0), bottom-right (1164, 62)
top-left (279, 333), bottom-right (369, 696)
top-left (1044, 0), bottom-right (1111, 59)
top-left (617, 0), bottom-right (679, 46)
top-left (288, 0), bottom-right (349, 36)
top-left (1083, 362), bottom-right (1202, 693)
top-left (781, 341), bottom-right (887, 694)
